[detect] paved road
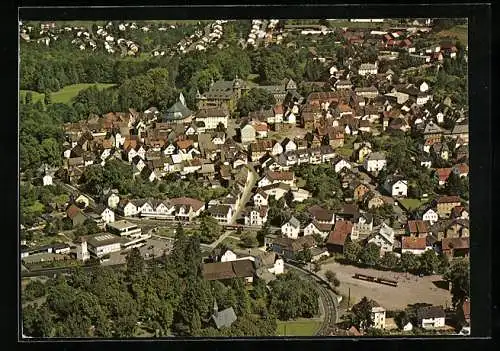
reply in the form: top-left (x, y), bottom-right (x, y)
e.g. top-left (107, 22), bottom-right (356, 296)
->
top-left (284, 262), bottom-right (339, 336)
top-left (230, 165), bottom-right (258, 225)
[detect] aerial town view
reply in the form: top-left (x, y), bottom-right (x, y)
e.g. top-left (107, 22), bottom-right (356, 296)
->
top-left (19, 18), bottom-right (470, 338)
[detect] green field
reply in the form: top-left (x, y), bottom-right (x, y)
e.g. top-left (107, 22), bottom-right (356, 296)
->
top-left (437, 24), bottom-right (468, 44)
top-left (276, 319), bottom-right (322, 336)
top-left (397, 198), bottom-right (427, 211)
top-left (20, 83), bottom-right (116, 105)
top-left (336, 147), bottom-right (354, 158)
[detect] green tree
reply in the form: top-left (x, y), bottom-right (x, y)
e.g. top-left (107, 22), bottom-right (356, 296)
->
top-left (344, 240), bottom-right (362, 263)
top-left (444, 258), bottom-right (470, 308)
top-left (256, 222), bottom-right (270, 246)
top-left (268, 271), bottom-right (319, 320)
top-left (418, 249), bottom-right (440, 275)
top-left (44, 91), bottom-right (52, 105)
top-left (350, 297), bottom-right (374, 330)
top-left (325, 270), bottom-right (340, 288)
top-left (379, 251), bottom-right (400, 270)
top-left (237, 88), bottom-right (276, 116)
top-left (241, 231), bottom-right (258, 248)
top-left (25, 91), bottom-right (33, 104)
top-left (359, 242), bottom-right (380, 267)
top-left (126, 248), bottom-right (144, 280)
top-left (258, 49), bottom-right (288, 84)
top-left (401, 252), bottom-right (420, 273)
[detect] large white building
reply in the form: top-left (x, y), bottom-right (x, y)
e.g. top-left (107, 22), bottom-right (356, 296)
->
top-left (363, 152), bottom-right (387, 172)
top-left (371, 306), bottom-right (387, 329)
top-left (195, 107), bottom-right (229, 131)
top-left (358, 62), bottom-right (378, 76)
top-left (281, 216), bottom-right (301, 239)
top-left (106, 220), bottom-right (142, 237)
top-left (86, 233), bottom-right (123, 257)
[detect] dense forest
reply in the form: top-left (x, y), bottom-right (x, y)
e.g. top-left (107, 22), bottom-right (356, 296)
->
top-left (22, 224), bottom-right (319, 337)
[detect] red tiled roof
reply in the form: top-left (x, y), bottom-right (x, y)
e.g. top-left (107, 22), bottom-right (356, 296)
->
top-left (451, 206), bottom-right (466, 218)
top-left (453, 163), bottom-right (469, 175)
top-left (436, 168), bottom-right (452, 182)
top-left (441, 237), bottom-right (469, 251)
top-left (437, 195), bottom-right (461, 204)
top-left (253, 122), bottom-right (268, 132)
top-left (407, 220), bottom-right (429, 234)
top-left (326, 220), bottom-right (353, 246)
top-left (66, 204), bottom-right (82, 219)
top-left (462, 299), bottom-right (470, 322)
top-left (267, 171), bottom-right (294, 181)
top-left (402, 236), bottom-right (427, 250)
top-left (273, 104), bottom-right (284, 115)
top-left (170, 197), bottom-right (205, 211)
top-left (176, 139), bottom-right (193, 150)
top-left (308, 205), bottom-right (334, 222)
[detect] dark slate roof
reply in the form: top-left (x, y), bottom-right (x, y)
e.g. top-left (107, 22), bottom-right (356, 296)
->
top-left (212, 307), bottom-right (237, 329)
top-left (164, 101), bottom-right (193, 120)
top-left (416, 306), bottom-right (445, 320)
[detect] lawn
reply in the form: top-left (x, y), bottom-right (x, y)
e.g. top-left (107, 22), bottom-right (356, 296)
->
top-left (156, 228), bottom-right (176, 238)
top-left (20, 83), bottom-right (116, 105)
top-left (336, 147), bottom-right (354, 158)
top-left (221, 237), bottom-right (243, 250)
top-left (397, 198), bottom-right (427, 212)
top-left (276, 319), bottom-right (322, 336)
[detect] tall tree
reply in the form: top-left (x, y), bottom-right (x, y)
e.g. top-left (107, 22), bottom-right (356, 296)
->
top-left (350, 297), bottom-right (374, 330)
top-left (444, 258), bottom-right (470, 308)
top-left (359, 242), bottom-right (380, 266)
top-left (344, 240), bottom-right (362, 263)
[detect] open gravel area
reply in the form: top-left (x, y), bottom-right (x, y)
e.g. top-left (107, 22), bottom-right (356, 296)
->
top-left (318, 261), bottom-right (452, 312)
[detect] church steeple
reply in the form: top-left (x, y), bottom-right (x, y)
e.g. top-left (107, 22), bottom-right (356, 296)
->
top-left (213, 299), bottom-right (219, 316)
top-left (179, 92), bottom-right (186, 106)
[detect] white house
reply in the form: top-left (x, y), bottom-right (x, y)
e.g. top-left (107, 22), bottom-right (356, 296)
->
top-left (98, 207), bottom-right (115, 223)
top-left (268, 257), bottom-right (284, 275)
top-left (358, 62), bottom-right (378, 76)
top-left (368, 223), bottom-right (395, 255)
top-left (244, 207), bottom-right (268, 226)
top-left (207, 204), bottom-right (233, 224)
top-left (271, 141), bottom-right (284, 156)
top-left (281, 138), bottom-right (297, 153)
top-left (260, 183), bottom-right (291, 200)
top-left (363, 152), bottom-right (387, 172)
top-left (403, 322), bottom-right (413, 331)
top-left (281, 216), bottom-right (301, 239)
top-left (303, 220), bottom-right (332, 239)
top-left (417, 306), bottom-right (446, 329)
top-left (220, 249), bottom-right (237, 262)
top-left (42, 174), bottom-right (53, 186)
top-left (291, 189), bottom-right (311, 202)
top-left (332, 157), bottom-right (352, 173)
top-left (253, 190), bottom-right (269, 206)
top-left (371, 306), bottom-right (387, 329)
top-left (422, 208), bottom-right (439, 225)
top-left (75, 194), bottom-right (90, 208)
top-left (107, 193), bottom-right (120, 209)
top-left (384, 177), bottom-right (408, 197)
top-left (241, 124), bottom-right (257, 144)
top-left (118, 200), bottom-right (138, 217)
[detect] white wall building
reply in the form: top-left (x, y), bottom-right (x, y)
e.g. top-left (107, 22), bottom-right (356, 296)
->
top-left (281, 216), bottom-right (301, 239)
top-left (372, 306), bottom-right (387, 329)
